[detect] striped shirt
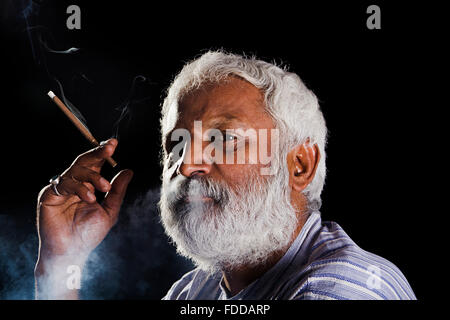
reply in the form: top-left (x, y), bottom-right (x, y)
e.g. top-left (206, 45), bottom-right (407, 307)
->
top-left (163, 211), bottom-right (416, 300)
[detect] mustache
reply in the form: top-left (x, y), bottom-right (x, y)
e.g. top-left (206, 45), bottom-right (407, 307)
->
top-left (172, 177), bottom-right (230, 206)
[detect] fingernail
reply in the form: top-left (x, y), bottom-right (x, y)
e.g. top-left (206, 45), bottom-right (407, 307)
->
top-left (87, 191), bottom-right (96, 201)
top-left (127, 169), bottom-right (134, 179)
top-left (100, 138), bottom-right (117, 147)
top-left (100, 177), bottom-right (110, 189)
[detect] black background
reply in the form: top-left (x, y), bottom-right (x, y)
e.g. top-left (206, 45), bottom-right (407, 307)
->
top-left (0, 0), bottom-right (433, 301)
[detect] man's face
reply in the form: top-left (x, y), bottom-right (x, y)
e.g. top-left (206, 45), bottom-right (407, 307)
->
top-left (168, 76), bottom-right (276, 187)
top-left (159, 77), bottom-right (297, 272)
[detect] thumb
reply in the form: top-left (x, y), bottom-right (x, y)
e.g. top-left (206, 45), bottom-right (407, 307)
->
top-left (102, 169), bottom-right (134, 225)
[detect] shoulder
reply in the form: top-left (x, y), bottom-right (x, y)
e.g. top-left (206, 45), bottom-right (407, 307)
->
top-left (162, 268), bottom-right (222, 300)
top-left (162, 268), bottom-right (202, 300)
top-left (291, 221), bottom-right (416, 300)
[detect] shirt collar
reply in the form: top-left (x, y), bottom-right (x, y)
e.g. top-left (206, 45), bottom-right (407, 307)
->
top-left (218, 211), bottom-right (322, 300)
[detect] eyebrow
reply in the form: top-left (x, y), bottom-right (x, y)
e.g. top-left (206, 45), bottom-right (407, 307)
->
top-left (205, 114), bottom-right (248, 129)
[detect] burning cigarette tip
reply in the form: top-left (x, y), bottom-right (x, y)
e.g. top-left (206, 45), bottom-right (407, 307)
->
top-left (47, 91), bottom-right (56, 99)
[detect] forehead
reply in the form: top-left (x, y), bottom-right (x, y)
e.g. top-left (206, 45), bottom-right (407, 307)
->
top-left (176, 76), bottom-right (274, 129)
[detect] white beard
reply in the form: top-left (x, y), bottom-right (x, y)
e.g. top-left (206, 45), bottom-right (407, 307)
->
top-left (159, 163), bottom-right (298, 274)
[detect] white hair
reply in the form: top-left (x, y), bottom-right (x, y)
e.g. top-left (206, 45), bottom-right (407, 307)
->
top-left (161, 50), bottom-right (327, 210)
top-left (159, 167), bottom-right (298, 273)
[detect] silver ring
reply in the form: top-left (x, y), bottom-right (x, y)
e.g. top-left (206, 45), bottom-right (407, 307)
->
top-left (49, 175), bottom-right (62, 196)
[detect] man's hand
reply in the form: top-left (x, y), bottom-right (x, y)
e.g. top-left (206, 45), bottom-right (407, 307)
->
top-left (34, 138), bottom-right (133, 299)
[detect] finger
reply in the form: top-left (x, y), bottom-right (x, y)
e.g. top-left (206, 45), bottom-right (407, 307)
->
top-left (73, 138), bottom-right (118, 171)
top-left (102, 169), bottom-right (133, 225)
top-left (68, 166), bottom-right (111, 193)
top-left (57, 177), bottom-right (97, 203)
top-left (38, 184), bottom-right (56, 204)
top-left (82, 181), bottom-right (95, 194)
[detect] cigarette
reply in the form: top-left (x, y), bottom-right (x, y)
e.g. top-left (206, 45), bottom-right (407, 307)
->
top-left (47, 91), bottom-right (118, 168)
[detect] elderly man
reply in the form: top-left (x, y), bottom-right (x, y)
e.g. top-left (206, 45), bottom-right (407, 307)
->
top-left (34, 51), bottom-right (416, 300)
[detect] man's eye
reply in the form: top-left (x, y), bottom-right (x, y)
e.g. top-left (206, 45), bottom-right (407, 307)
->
top-left (215, 133), bottom-right (237, 146)
top-left (221, 133), bottom-right (240, 153)
top-left (224, 133), bottom-right (237, 142)
top-left (210, 133), bottom-right (237, 143)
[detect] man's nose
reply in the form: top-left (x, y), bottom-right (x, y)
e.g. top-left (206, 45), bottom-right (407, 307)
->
top-left (178, 139), bottom-right (212, 178)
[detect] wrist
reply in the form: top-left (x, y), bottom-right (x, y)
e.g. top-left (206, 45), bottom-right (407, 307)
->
top-left (35, 249), bottom-right (88, 277)
top-left (34, 250), bottom-right (88, 300)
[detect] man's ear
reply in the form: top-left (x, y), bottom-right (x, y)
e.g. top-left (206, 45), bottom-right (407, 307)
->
top-left (287, 139), bottom-right (321, 193)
